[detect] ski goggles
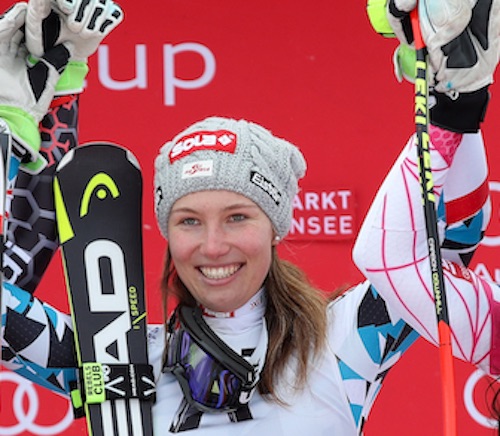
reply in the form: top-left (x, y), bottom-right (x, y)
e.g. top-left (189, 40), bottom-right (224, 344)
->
top-left (163, 305), bottom-right (260, 413)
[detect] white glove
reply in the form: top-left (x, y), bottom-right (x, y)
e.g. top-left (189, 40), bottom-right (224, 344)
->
top-left (385, 0), bottom-right (500, 132)
top-left (388, 0), bottom-right (473, 50)
top-left (387, 0), bottom-right (499, 94)
top-left (422, 0), bottom-right (500, 94)
top-left (26, 0), bottom-right (123, 61)
top-left (0, 2), bottom-right (70, 171)
top-left (25, 0), bottom-right (123, 93)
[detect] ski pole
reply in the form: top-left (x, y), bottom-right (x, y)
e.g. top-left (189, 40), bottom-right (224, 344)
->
top-left (0, 120), bottom-right (11, 327)
top-left (410, 8), bottom-right (457, 436)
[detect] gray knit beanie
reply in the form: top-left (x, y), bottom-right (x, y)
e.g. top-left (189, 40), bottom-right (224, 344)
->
top-left (154, 116), bottom-right (306, 239)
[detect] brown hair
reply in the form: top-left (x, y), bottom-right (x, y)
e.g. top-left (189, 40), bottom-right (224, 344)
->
top-left (160, 246), bottom-right (331, 403)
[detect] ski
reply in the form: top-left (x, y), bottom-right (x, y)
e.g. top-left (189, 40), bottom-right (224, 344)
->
top-left (54, 143), bottom-right (154, 436)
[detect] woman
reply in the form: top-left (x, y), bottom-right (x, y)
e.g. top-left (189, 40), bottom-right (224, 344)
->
top-left (2, 0), bottom-right (500, 435)
top-left (151, 116), bottom-right (402, 433)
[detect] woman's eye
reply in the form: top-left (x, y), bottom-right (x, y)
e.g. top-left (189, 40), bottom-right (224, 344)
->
top-left (181, 217), bottom-right (199, 226)
top-left (229, 214), bottom-right (247, 222)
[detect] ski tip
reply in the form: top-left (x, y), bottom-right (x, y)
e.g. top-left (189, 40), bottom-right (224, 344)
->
top-left (125, 149), bottom-right (141, 171)
top-left (59, 142), bottom-right (142, 172)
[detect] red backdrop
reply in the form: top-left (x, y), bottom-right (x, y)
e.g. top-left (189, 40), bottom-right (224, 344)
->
top-left (1, 0), bottom-right (500, 434)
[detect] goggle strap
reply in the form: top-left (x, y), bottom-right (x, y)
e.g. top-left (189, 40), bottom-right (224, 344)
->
top-left (178, 305), bottom-right (257, 386)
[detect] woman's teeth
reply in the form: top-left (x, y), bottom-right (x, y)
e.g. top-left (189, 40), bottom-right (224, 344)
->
top-left (200, 265), bottom-right (240, 279)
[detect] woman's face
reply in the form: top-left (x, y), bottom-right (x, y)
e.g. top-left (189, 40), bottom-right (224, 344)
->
top-left (167, 190), bottom-right (276, 313)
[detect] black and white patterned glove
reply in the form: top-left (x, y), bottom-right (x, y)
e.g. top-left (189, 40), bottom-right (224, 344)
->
top-left (0, 3), bottom-right (70, 171)
top-left (389, 0), bottom-right (500, 132)
top-left (25, 0), bottom-right (123, 94)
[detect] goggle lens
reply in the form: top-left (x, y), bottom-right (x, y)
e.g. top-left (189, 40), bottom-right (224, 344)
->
top-left (178, 330), bottom-right (242, 409)
top-left (166, 324), bottom-right (249, 412)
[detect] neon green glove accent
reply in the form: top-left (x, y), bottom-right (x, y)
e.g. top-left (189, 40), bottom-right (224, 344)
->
top-left (0, 106), bottom-right (40, 151)
top-left (393, 44), bottom-right (417, 83)
top-left (0, 107), bottom-right (47, 174)
top-left (27, 56), bottom-right (88, 95)
top-left (367, 0), bottom-right (395, 38)
top-left (55, 61), bottom-right (89, 94)
top-left (22, 155), bottom-right (48, 174)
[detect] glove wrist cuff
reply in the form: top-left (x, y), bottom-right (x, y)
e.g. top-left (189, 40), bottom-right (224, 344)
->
top-left (55, 61), bottom-right (89, 95)
top-left (0, 106), bottom-right (40, 151)
top-left (430, 86), bottom-right (490, 133)
top-left (367, 0), bottom-right (396, 37)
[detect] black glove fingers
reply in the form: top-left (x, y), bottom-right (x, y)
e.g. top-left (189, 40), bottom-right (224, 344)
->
top-left (77, 0), bottom-right (121, 36)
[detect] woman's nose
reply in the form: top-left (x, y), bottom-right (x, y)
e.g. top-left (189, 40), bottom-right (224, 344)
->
top-left (199, 225), bottom-right (230, 258)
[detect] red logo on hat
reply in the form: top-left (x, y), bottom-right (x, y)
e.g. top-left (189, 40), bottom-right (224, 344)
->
top-left (169, 130), bottom-right (237, 163)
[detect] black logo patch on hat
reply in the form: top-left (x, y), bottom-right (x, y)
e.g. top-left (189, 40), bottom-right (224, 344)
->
top-left (250, 171), bottom-right (281, 205)
top-left (155, 186), bottom-right (163, 210)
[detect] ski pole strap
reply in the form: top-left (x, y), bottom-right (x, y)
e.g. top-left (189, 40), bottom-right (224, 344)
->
top-left (70, 362), bottom-right (156, 415)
